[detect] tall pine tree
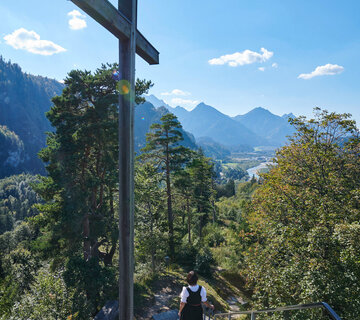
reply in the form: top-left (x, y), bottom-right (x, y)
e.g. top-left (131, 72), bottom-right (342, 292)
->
top-left (188, 150), bottom-right (216, 239)
top-left (140, 113), bottom-right (190, 257)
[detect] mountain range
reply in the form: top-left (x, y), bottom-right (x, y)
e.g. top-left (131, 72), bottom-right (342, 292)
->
top-left (0, 57), bottom-right (295, 178)
top-left (146, 94), bottom-right (295, 148)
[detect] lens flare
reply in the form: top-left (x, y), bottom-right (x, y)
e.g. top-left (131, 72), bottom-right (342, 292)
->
top-left (116, 80), bottom-right (131, 95)
top-left (112, 70), bottom-right (121, 81)
top-left (141, 117), bottom-right (145, 121)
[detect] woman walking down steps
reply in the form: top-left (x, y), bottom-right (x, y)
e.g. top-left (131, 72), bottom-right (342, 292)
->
top-left (179, 271), bottom-right (214, 320)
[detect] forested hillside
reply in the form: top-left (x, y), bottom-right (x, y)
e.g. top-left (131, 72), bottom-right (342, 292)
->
top-left (0, 126), bottom-right (25, 178)
top-left (0, 57), bottom-right (64, 177)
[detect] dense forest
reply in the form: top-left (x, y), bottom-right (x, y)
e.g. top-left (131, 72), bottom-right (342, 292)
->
top-left (0, 63), bottom-right (359, 319)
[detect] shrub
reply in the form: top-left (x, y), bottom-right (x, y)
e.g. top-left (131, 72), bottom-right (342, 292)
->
top-left (195, 248), bottom-right (214, 277)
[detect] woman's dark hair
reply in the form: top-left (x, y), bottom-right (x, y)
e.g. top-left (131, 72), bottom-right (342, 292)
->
top-left (186, 271), bottom-right (198, 285)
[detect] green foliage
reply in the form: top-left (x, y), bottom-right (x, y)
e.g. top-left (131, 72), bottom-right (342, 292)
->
top-left (242, 109), bottom-right (360, 319)
top-left (134, 161), bottom-right (167, 275)
top-left (215, 179), bottom-right (235, 199)
top-left (0, 126), bottom-right (24, 178)
top-left (223, 167), bottom-right (247, 181)
top-left (0, 221), bottom-right (39, 318)
top-left (140, 112), bottom-right (191, 257)
top-left (203, 223), bottom-right (225, 247)
top-left (194, 247), bottom-right (214, 277)
top-left (0, 174), bottom-right (41, 234)
top-left (176, 242), bottom-right (198, 271)
top-left (35, 64), bottom-right (120, 266)
top-left (134, 79), bottom-right (154, 105)
top-left (63, 256), bottom-right (117, 318)
top-left (186, 151), bottom-right (216, 238)
top-left (216, 180), bottom-right (258, 223)
top-left (7, 268), bottom-right (77, 320)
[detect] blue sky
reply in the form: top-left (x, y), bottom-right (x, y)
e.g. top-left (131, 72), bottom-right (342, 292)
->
top-left (1, 0), bottom-right (360, 122)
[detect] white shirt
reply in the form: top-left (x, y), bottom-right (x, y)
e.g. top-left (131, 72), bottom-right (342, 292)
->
top-left (180, 285), bottom-right (207, 303)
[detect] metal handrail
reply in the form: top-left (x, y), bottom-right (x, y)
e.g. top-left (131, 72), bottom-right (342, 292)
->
top-left (211, 302), bottom-right (341, 320)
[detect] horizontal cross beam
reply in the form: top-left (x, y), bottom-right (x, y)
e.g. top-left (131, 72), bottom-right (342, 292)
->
top-left (70, 0), bottom-right (159, 65)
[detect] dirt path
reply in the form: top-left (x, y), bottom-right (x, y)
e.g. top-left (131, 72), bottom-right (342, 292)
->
top-left (135, 274), bottom-right (183, 320)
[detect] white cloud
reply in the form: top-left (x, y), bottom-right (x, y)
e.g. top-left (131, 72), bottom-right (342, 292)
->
top-left (68, 10), bottom-right (87, 30)
top-left (298, 63), bottom-right (344, 80)
top-left (170, 98), bottom-right (200, 109)
top-left (272, 62), bottom-right (278, 68)
top-left (208, 48), bottom-right (273, 67)
top-left (258, 67), bottom-right (265, 72)
top-left (161, 89), bottom-right (190, 96)
top-left (3, 28), bottom-right (66, 56)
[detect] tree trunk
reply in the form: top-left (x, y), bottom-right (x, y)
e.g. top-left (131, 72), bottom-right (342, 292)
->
top-left (165, 140), bottom-right (174, 257)
top-left (104, 243), bottom-right (116, 266)
top-left (212, 200), bottom-right (216, 223)
top-left (148, 202), bottom-right (156, 273)
top-left (187, 197), bottom-right (191, 243)
top-left (83, 213), bottom-right (91, 260)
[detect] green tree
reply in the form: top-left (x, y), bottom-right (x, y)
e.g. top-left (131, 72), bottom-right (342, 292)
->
top-left (188, 151), bottom-right (216, 239)
top-left (243, 109), bottom-right (360, 319)
top-left (174, 169), bottom-right (193, 243)
top-left (134, 161), bottom-right (166, 274)
top-left (0, 174), bottom-right (41, 234)
top-left (140, 113), bottom-right (190, 257)
top-left (0, 221), bottom-right (39, 318)
top-left (8, 268), bottom-right (76, 320)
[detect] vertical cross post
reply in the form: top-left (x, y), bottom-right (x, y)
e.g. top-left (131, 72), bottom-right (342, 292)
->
top-left (118, 0), bottom-right (136, 319)
top-left (68, 1), bottom-right (158, 319)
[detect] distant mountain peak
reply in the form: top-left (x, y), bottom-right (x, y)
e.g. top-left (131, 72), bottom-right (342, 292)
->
top-left (249, 106), bottom-right (273, 114)
top-left (192, 102), bottom-right (220, 114)
top-left (174, 105), bottom-right (186, 110)
top-left (282, 112), bottom-right (295, 119)
top-left (145, 94), bottom-right (172, 110)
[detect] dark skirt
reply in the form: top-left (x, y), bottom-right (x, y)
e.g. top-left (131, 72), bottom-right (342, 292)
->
top-left (180, 304), bottom-right (203, 320)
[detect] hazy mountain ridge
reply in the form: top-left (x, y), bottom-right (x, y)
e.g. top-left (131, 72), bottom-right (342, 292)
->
top-left (233, 107), bottom-right (295, 145)
top-left (146, 95), bottom-right (295, 148)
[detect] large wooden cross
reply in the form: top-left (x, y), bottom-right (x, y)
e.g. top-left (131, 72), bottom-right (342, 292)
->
top-left (69, 1), bottom-right (159, 319)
